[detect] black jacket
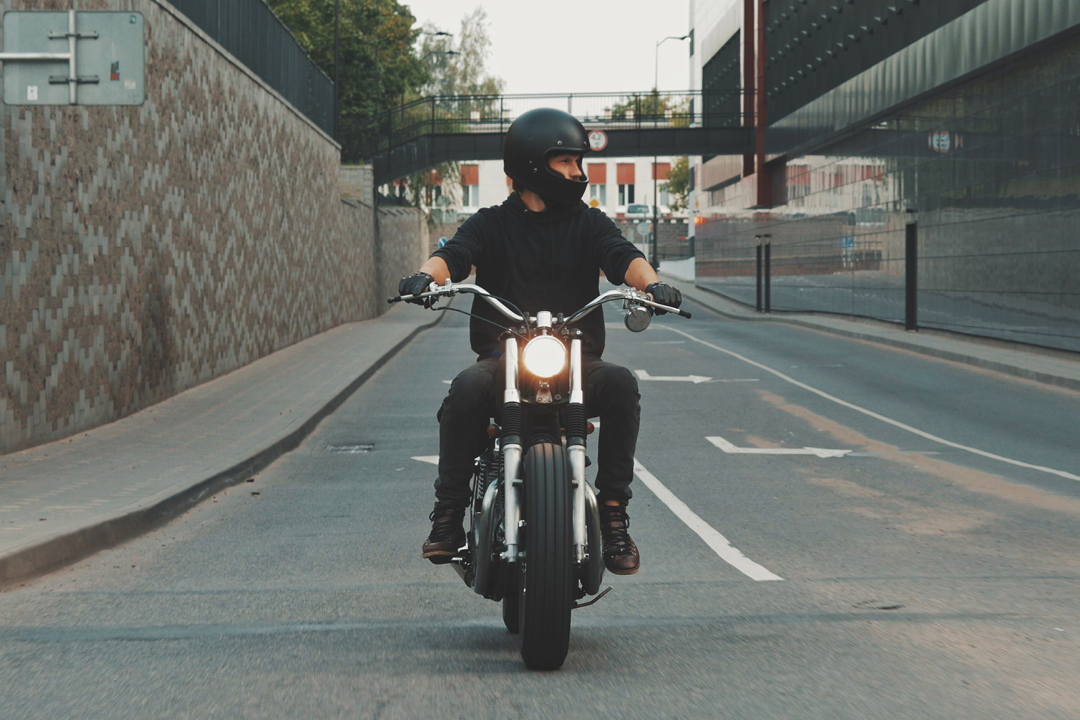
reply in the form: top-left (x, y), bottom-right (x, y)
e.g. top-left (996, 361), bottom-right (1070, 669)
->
top-left (432, 194), bottom-right (646, 359)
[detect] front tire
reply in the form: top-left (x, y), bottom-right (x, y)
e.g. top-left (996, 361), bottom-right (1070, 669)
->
top-left (518, 442), bottom-right (574, 670)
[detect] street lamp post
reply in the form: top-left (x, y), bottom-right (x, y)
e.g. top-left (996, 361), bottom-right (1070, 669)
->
top-left (408, 31), bottom-right (455, 116)
top-left (652, 34), bottom-right (689, 269)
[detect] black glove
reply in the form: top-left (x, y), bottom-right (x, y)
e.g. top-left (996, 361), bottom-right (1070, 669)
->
top-left (398, 272), bottom-right (436, 308)
top-left (645, 282), bottom-right (682, 315)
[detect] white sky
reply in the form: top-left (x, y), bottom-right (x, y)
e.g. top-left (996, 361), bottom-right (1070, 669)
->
top-left (401, 0), bottom-right (693, 95)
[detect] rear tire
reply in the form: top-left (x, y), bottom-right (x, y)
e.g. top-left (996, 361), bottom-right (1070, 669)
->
top-left (518, 442), bottom-right (574, 670)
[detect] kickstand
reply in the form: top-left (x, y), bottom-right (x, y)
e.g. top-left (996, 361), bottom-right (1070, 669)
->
top-left (572, 586), bottom-right (612, 609)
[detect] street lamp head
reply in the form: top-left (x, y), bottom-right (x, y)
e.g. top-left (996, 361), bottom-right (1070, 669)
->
top-left (420, 49), bottom-right (459, 62)
top-left (657, 34), bottom-right (690, 47)
top-left (655, 34), bottom-right (692, 93)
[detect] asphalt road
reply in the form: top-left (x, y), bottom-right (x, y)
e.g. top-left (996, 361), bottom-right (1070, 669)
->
top-left (1, 295), bottom-right (1078, 719)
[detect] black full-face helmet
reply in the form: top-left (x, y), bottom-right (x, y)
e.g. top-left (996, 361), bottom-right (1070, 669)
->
top-left (504, 108), bottom-right (590, 204)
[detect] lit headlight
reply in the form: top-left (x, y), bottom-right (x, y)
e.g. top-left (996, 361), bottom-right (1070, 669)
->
top-left (522, 336), bottom-right (566, 378)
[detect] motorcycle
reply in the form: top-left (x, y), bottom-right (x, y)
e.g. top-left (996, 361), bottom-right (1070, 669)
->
top-left (390, 281), bottom-right (690, 670)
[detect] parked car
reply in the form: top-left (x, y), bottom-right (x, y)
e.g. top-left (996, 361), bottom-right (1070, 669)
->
top-left (616, 203), bottom-right (653, 220)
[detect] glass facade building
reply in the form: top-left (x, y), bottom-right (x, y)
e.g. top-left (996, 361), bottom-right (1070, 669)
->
top-left (693, 0), bottom-right (1080, 353)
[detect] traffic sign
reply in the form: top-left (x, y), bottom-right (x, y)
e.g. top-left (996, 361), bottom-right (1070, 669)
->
top-left (587, 129), bottom-right (608, 152)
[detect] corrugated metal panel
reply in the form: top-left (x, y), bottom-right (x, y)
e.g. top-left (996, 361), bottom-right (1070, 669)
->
top-left (768, 0), bottom-right (1080, 158)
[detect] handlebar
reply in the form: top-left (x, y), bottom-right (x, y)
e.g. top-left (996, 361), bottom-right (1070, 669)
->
top-left (389, 281), bottom-right (691, 324)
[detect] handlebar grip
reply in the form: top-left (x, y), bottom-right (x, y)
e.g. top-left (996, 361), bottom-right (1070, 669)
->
top-left (388, 296), bottom-right (403, 304)
top-left (678, 309), bottom-right (692, 319)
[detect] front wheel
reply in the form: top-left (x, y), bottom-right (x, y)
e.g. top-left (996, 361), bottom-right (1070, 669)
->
top-left (517, 442), bottom-right (574, 670)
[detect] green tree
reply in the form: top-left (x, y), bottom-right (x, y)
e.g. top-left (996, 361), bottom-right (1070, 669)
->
top-left (663, 156), bottom-right (691, 212)
top-left (605, 92), bottom-right (691, 127)
top-left (265, 0), bottom-right (429, 145)
top-left (417, 8), bottom-right (504, 97)
top-left (606, 90), bottom-right (669, 120)
top-left (405, 8), bottom-right (505, 215)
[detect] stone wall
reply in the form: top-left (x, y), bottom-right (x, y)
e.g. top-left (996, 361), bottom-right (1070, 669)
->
top-left (0, 0), bottom-right (427, 454)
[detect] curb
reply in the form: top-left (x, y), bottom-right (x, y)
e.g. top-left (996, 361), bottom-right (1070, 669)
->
top-left (0, 311), bottom-right (445, 589)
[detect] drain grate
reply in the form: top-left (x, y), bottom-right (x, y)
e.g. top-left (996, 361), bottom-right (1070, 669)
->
top-left (325, 443), bottom-right (375, 454)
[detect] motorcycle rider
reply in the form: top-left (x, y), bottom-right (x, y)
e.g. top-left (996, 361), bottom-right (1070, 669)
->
top-left (399, 108), bottom-right (682, 576)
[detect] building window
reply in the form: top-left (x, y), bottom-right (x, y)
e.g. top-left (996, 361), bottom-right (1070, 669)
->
top-left (653, 162), bottom-right (671, 208)
top-left (587, 163), bottom-right (608, 207)
top-left (464, 184), bottom-right (480, 207)
top-left (460, 164), bottom-right (479, 207)
top-left (617, 163), bottom-right (636, 206)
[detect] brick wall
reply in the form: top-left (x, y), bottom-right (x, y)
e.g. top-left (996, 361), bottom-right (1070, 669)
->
top-left (0, 0), bottom-right (427, 454)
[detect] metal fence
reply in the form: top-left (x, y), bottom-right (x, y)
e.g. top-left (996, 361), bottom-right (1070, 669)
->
top-left (341, 90), bottom-right (751, 164)
top-left (170, 0), bottom-right (335, 137)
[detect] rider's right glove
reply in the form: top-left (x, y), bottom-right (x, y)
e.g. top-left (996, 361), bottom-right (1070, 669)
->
top-left (398, 272), bottom-right (436, 308)
top-left (645, 282), bottom-right (682, 316)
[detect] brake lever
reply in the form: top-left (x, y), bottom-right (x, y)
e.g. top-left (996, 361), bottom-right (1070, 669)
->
top-left (641, 295), bottom-right (692, 319)
top-left (388, 280), bottom-right (456, 305)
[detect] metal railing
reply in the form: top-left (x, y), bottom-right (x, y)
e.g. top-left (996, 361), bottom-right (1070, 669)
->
top-left (341, 90), bottom-right (752, 164)
top-left (171, 0), bottom-right (335, 137)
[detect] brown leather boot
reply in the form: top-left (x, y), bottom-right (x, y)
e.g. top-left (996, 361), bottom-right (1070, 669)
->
top-left (599, 502), bottom-right (640, 575)
top-left (422, 502), bottom-right (466, 564)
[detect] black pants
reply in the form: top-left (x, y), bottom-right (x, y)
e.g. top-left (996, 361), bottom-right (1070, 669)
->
top-left (434, 357), bottom-right (641, 507)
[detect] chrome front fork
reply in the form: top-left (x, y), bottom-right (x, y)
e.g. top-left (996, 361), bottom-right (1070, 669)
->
top-left (568, 339), bottom-right (588, 565)
top-left (501, 338), bottom-right (522, 562)
top-left (500, 337), bottom-right (588, 566)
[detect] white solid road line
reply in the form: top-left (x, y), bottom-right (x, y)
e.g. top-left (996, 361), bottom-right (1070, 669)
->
top-left (633, 458), bottom-right (784, 582)
top-left (707, 435), bottom-right (851, 458)
top-left (411, 455), bottom-right (784, 581)
top-left (663, 325), bottom-right (1080, 484)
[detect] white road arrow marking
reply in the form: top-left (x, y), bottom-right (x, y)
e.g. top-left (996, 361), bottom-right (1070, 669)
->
top-left (412, 456), bottom-right (440, 465)
top-left (635, 369), bottom-right (713, 384)
top-left (707, 435), bottom-right (851, 459)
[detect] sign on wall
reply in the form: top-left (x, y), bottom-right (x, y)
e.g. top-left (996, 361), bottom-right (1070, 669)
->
top-left (2, 11), bottom-right (145, 105)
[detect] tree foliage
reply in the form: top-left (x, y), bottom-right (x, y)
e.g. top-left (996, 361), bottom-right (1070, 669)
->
top-left (663, 156), bottom-right (691, 212)
top-left (265, 0), bottom-right (429, 135)
top-left (606, 92), bottom-right (691, 128)
top-left (416, 8), bottom-right (505, 97)
top-left (404, 8), bottom-right (505, 214)
top-left (606, 90), bottom-right (670, 120)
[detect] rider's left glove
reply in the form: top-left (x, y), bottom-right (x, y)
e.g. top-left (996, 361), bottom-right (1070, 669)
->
top-left (398, 272), bottom-right (436, 308)
top-left (645, 282), bottom-right (682, 315)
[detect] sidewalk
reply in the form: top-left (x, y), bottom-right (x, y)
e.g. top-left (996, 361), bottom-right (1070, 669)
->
top-left (0, 304), bottom-right (442, 587)
top-left (3, 274), bottom-right (1078, 588)
top-left (659, 260), bottom-right (1080, 393)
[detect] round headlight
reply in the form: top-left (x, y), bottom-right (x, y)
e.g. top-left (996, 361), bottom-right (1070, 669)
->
top-left (522, 336), bottom-right (566, 378)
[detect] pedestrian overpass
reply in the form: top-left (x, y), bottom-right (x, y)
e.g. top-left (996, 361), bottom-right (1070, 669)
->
top-left (340, 91), bottom-right (755, 185)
